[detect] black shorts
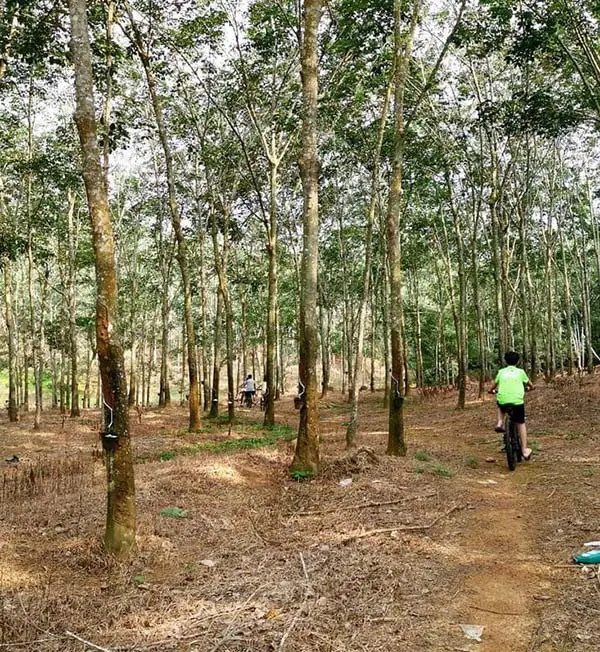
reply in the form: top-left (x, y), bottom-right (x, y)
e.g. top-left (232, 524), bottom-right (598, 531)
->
top-left (497, 402), bottom-right (525, 424)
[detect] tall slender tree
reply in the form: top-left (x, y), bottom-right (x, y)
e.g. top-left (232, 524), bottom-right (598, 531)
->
top-left (68, 0), bottom-right (136, 555)
top-left (291, 0), bottom-right (322, 476)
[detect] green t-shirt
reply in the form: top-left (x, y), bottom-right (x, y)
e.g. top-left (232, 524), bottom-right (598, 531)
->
top-left (495, 366), bottom-right (529, 405)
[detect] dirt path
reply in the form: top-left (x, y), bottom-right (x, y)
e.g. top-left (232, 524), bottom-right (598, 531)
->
top-left (401, 382), bottom-right (600, 652)
top-left (449, 469), bottom-right (546, 651)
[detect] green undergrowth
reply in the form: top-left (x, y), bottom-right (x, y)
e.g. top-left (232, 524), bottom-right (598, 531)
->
top-left (151, 422), bottom-right (296, 464)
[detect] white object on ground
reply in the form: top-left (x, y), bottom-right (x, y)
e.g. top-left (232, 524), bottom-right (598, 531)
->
top-left (460, 624), bottom-right (484, 641)
top-left (339, 478), bottom-right (353, 487)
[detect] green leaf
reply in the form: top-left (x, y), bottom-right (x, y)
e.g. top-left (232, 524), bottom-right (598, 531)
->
top-left (160, 507), bottom-right (188, 518)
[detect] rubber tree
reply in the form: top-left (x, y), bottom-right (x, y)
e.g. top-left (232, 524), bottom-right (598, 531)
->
top-left (386, 0), bottom-right (421, 457)
top-left (68, 0), bottom-right (136, 555)
top-left (346, 72), bottom-right (393, 447)
top-left (124, 1), bottom-right (201, 431)
top-left (290, 0), bottom-right (322, 476)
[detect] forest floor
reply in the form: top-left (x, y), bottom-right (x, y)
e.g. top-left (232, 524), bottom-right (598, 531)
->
top-left (1, 377), bottom-right (600, 651)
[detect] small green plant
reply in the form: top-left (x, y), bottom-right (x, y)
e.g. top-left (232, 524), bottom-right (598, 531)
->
top-left (414, 465), bottom-right (426, 474)
top-left (183, 563), bottom-right (196, 580)
top-left (530, 439), bottom-right (541, 454)
top-left (160, 506), bottom-right (187, 518)
top-left (159, 450), bottom-right (177, 462)
top-left (414, 450), bottom-right (431, 462)
top-left (290, 469), bottom-right (313, 481)
top-left (583, 466), bottom-right (597, 478)
top-left (433, 464), bottom-right (454, 478)
top-left (134, 575), bottom-right (145, 585)
top-left (465, 456), bottom-right (479, 469)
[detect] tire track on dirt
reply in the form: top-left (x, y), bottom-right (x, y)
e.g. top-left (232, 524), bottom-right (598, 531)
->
top-left (446, 466), bottom-right (554, 652)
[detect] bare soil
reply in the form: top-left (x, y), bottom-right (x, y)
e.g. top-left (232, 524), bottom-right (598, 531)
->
top-left (1, 378), bottom-right (600, 651)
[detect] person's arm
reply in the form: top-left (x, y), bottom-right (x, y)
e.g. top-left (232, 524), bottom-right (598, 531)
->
top-left (521, 369), bottom-right (534, 391)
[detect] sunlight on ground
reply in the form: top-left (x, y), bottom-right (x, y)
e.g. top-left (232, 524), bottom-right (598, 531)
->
top-left (0, 556), bottom-right (36, 590)
top-left (249, 448), bottom-right (286, 461)
top-left (198, 463), bottom-right (244, 483)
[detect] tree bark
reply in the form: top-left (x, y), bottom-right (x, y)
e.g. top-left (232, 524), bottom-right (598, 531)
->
top-left (68, 0), bottom-right (135, 555)
top-left (211, 204), bottom-right (235, 425)
top-left (386, 0), bottom-right (420, 456)
top-left (67, 190), bottom-right (81, 417)
top-left (3, 260), bottom-right (18, 422)
top-left (319, 297), bottom-right (331, 398)
top-left (291, 0), bottom-right (322, 476)
top-left (209, 292), bottom-right (223, 419)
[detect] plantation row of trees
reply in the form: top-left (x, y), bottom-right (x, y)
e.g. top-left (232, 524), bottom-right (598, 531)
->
top-left (1, 0), bottom-right (599, 551)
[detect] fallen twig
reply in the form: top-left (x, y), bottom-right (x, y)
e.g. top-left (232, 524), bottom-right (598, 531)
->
top-left (340, 504), bottom-right (460, 543)
top-left (469, 604), bottom-right (520, 616)
top-left (278, 553), bottom-right (310, 650)
top-left (0, 639), bottom-right (65, 649)
top-left (547, 487), bottom-right (557, 499)
top-left (65, 631), bottom-right (111, 652)
top-left (294, 491), bottom-right (437, 517)
top-left (209, 585), bottom-right (266, 652)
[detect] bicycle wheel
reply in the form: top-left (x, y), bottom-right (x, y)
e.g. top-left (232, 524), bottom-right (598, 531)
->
top-left (513, 422), bottom-right (522, 463)
top-left (504, 414), bottom-right (516, 471)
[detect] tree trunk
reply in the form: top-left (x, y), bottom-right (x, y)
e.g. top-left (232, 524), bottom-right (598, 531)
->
top-left (386, 0), bottom-right (420, 456)
top-left (346, 70), bottom-right (392, 446)
top-left (179, 324), bottom-right (186, 406)
top-left (412, 271), bottom-right (424, 388)
top-left (290, 0), bottom-right (322, 476)
top-left (264, 162), bottom-right (279, 427)
top-left (319, 299), bottom-right (331, 398)
top-left (211, 206), bottom-right (235, 425)
top-left (557, 214), bottom-right (575, 375)
top-left (28, 233), bottom-right (49, 429)
top-left (127, 234), bottom-right (139, 407)
top-left (67, 190), bottom-right (81, 418)
top-left (126, 7), bottom-right (200, 431)
top-left (198, 216), bottom-right (209, 411)
top-left (544, 206), bottom-right (556, 380)
top-left (69, 0), bottom-right (135, 555)
top-left (3, 260), bottom-right (18, 422)
top-left (444, 171), bottom-right (468, 408)
top-left (209, 292), bottom-right (223, 419)
top-left (51, 348), bottom-right (58, 409)
top-left (370, 296), bottom-right (376, 391)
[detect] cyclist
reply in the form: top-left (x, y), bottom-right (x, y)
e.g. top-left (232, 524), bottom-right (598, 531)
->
top-left (489, 351), bottom-right (535, 461)
top-left (242, 374), bottom-right (256, 407)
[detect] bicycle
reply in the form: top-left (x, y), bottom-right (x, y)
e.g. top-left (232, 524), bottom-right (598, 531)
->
top-left (501, 405), bottom-right (522, 471)
top-left (489, 386), bottom-right (533, 471)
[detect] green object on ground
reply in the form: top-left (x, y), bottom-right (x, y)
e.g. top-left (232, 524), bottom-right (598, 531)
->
top-left (160, 506), bottom-right (187, 518)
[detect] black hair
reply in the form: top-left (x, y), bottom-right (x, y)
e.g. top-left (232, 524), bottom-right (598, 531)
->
top-left (504, 351), bottom-right (519, 366)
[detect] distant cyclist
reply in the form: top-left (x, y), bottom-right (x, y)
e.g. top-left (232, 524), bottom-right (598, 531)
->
top-left (242, 374), bottom-right (256, 407)
top-left (489, 351), bottom-right (535, 461)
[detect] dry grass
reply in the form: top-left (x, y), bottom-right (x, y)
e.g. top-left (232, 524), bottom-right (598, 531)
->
top-left (0, 379), bottom-right (599, 650)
